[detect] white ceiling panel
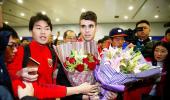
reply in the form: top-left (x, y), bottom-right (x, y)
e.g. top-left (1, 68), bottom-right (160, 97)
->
top-left (1, 0), bottom-right (170, 26)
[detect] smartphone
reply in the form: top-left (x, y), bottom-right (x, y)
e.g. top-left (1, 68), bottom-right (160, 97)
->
top-left (27, 57), bottom-right (40, 75)
top-left (27, 57), bottom-right (40, 67)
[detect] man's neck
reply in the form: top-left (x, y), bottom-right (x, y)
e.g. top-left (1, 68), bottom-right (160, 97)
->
top-left (138, 36), bottom-right (148, 41)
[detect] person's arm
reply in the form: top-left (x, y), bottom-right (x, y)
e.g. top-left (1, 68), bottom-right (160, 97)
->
top-left (57, 65), bottom-right (84, 99)
top-left (66, 82), bottom-right (98, 96)
top-left (18, 81), bottom-right (37, 100)
top-left (30, 81), bottom-right (98, 99)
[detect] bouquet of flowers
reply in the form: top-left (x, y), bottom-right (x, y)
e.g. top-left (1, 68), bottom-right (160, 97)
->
top-left (56, 41), bottom-right (99, 86)
top-left (94, 46), bottom-right (161, 92)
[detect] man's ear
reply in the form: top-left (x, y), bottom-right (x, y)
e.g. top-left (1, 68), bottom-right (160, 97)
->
top-left (148, 27), bottom-right (151, 33)
top-left (95, 25), bottom-right (98, 32)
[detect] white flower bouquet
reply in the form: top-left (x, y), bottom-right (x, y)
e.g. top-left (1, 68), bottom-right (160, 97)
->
top-left (94, 46), bottom-right (161, 92)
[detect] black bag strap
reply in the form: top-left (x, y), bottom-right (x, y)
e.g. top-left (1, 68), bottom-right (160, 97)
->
top-left (22, 44), bottom-right (56, 68)
top-left (48, 45), bottom-right (56, 67)
top-left (22, 45), bottom-right (31, 68)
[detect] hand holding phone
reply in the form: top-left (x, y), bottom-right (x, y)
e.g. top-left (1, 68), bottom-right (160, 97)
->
top-left (27, 57), bottom-right (40, 75)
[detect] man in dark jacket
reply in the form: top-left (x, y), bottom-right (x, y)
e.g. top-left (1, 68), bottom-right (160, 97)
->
top-left (134, 20), bottom-right (157, 58)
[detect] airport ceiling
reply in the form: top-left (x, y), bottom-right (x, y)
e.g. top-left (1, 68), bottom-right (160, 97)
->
top-left (1, 0), bottom-right (170, 26)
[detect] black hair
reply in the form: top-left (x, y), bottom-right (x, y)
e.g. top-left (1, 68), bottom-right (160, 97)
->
top-left (21, 38), bottom-right (29, 43)
top-left (79, 11), bottom-right (97, 25)
top-left (98, 39), bottom-right (103, 44)
top-left (29, 13), bottom-right (52, 31)
top-left (102, 36), bottom-right (111, 43)
top-left (1, 23), bottom-right (19, 39)
top-left (136, 20), bottom-right (150, 27)
top-left (165, 28), bottom-right (170, 35)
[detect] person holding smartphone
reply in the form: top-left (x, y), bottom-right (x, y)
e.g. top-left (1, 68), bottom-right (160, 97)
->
top-left (7, 13), bottom-right (98, 99)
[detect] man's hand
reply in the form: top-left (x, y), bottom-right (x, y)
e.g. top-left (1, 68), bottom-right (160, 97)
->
top-left (105, 91), bottom-right (117, 100)
top-left (17, 67), bottom-right (38, 82)
top-left (18, 81), bottom-right (34, 99)
top-left (77, 82), bottom-right (99, 94)
top-left (127, 43), bottom-right (135, 48)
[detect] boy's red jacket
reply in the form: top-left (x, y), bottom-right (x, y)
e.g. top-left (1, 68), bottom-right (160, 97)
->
top-left (7, 40), bottom-right (66, 99)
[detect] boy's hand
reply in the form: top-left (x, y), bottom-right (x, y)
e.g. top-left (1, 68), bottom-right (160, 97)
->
top-left (17, 67), bottom-right (38, 82)
top-left (18, 81), bottom-right (34, 99)
top-left (77, 82), bottom-right (99, 94)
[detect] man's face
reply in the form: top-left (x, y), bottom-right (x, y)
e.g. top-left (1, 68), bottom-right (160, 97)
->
top-left (80, 19), bottom-right (96, 41)
top-left (111, 36), bottom-right (125, 48)
top-left (5, 36), bottom-right (19, 63)
top-left (64, 31), bottom-right (77, 42)
top-left (32, 20), bottom-right (52, 44)
top-left (136, 23), bottom-right (150, 40)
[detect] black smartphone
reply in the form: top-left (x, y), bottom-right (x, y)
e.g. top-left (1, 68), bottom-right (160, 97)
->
top-left (27, 57), bottom-right (40, 75)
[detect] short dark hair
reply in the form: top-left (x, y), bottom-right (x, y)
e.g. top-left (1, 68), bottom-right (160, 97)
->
top-left (63, 30), bottom-right (74, 39)
top-left (29, 13), bottom-right (52, 31)
top-left (102, 36), bottom-right (110, 43)
top-left (165, 28), bottom-right (170, 35)
top-left (136, 20), bottom-right (150, 27)
top-left (97, 39), bottom-right (103, 44)
top-left (2, 23), bottom-right (19, 39)
top-left (79, 11), bottom-right (97, 25)
top-left (21, 38), bottom-right (29, 43)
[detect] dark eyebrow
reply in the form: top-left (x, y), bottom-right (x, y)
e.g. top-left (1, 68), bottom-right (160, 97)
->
top-left (35, 25), bottom-right (41, 27)
top-left (35, 25), bottom-right (50, 28)
top-left (81, 25), bottom-right (85, 27)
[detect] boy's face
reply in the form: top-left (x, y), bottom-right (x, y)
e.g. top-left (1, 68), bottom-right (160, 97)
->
top-left (111, 36), bottom-right (125, 48)
top-left (32, 20), bottom-right (51, 44)
top-left (80, 19), bottom-right (96, 41)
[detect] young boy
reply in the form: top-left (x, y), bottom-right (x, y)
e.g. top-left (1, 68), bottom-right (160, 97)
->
top-left (7, 13), bottom-right (98, 99)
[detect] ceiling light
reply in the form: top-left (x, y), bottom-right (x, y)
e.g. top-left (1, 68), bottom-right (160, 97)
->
top-left (55, 18), bottom-right (60, 22)
top-left (20, 37), bottom-right (23, 40)
top-left (17, 0), bottom-right (23, 4)
top-left (20, 12), bottom-right (25, 16)
top-left (81, 8), bottom-right (86, 12)
top-left (154, 15), bottom-right (159, 18)
top-left (4, 21), bottom-right (8, 24)
top-left (128, 6), bottom-right (134, 11)
top-left (124, 16), bottom-right (128, 19)
top-left (41, 11), bottom-right (46, 15)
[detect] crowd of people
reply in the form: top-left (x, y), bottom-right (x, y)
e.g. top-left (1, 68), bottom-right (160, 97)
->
top-left (0, 4), bottom-right (170, 100)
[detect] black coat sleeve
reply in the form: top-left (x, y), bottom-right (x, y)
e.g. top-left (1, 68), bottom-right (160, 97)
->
top-left (56, 62), bottom-right (83, 100)
top-left (21, 96), bottom-right (37, 100)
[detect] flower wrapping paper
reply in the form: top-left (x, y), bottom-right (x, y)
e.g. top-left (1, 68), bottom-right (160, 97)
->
top-left (94, 46), bottom-right (162, 92)
top-left (55, 41), bottom-right (98, 86)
